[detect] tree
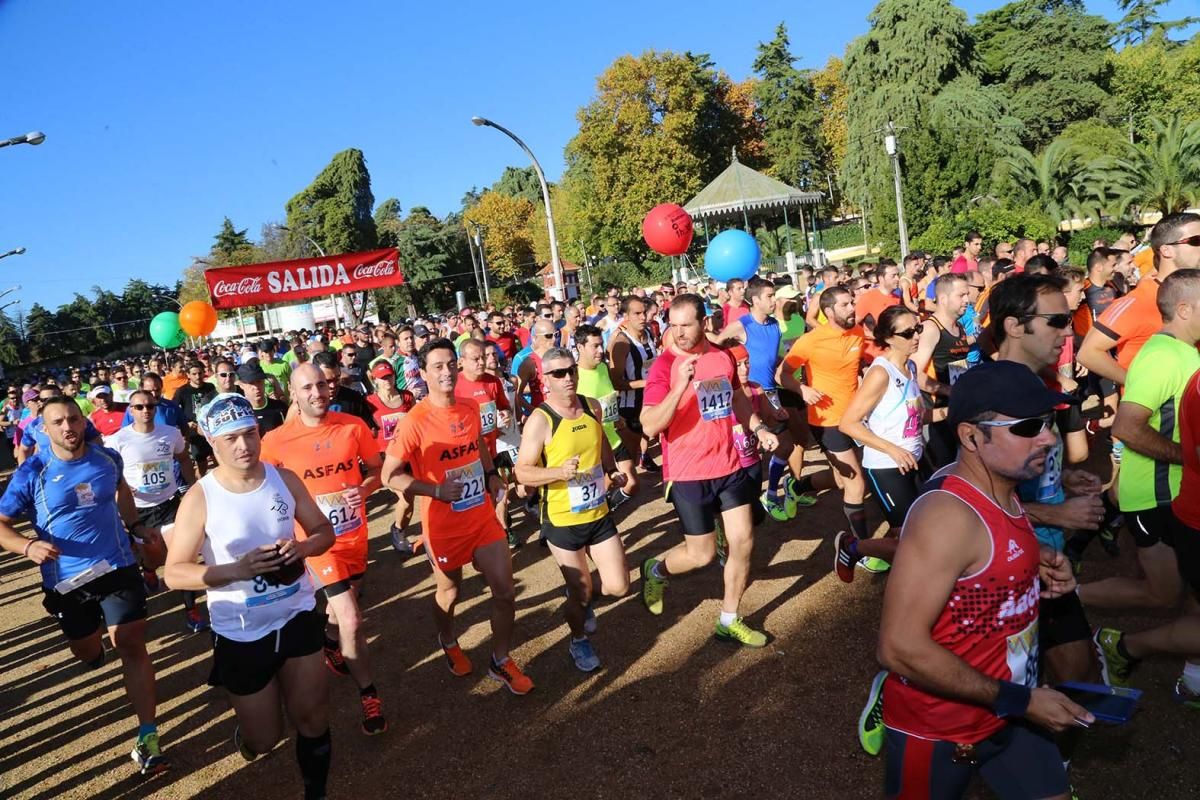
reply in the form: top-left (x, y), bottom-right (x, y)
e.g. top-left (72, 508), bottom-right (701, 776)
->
top-left (491, 167), bottom-right (543, 203)
top-left (812, 56), bottom-right (849, 185)
top-left (994, 139), bottom-right (1098, 224)
top-left (388, 206), bottom-right (472, 314)
top-left (23, 303), bottom-right (53, 360)
top-left (212, 217), bottom-right (253, 263)
top-left (1109, 32), bottom-right (1200, 141)
top-left (1091, 114), bottom-right (1200, 217)
top-left (752, 24), bottom-right (826, 192)
top-left (463, 191), bottom-right (537, 281)
top-left (1115, 0), bottom-right (1198, 45)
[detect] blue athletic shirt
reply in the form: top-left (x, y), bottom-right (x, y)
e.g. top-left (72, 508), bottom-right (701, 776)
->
top-left (120, 397), bottom-right (184, 429)
top-left (0, 445), bottom-right (137, 589)
top-left (742, 314), bottom-right (782, 389)
top-left (20, 416), bottom-right (102, 451)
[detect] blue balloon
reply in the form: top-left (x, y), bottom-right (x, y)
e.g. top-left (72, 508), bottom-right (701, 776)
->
top-left (704, 229), bottom-right (760, 282)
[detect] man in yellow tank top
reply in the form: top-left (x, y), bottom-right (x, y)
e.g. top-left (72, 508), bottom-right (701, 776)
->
top-left (515, 348), bottom-right (629, 673)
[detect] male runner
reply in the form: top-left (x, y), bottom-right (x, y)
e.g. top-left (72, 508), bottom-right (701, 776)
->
top-left (914, 273), bottom-right (972, 466)
top-left (455, 338), bottom-right (513, 537)
top-left (18, 385), bottom-right (103, 464)
top-left (721, 278), bottom-right (750, 328)
top-left (164, 393), bottom-right (335, 799)
top-left (877, 363), bottom-right (1090, 800)
top-left (515, 347), bottom-right (629, 672)
top-left (855, 261), bottom-right (901, 332)
top-left (261, 363), bottom-right (387, 734)
top-left (515, 318), bottom-right (556, 422)
top-left (237, 361), bottom-right (287, 434)
top-left (0, 397), bottom-right (168, 774)
top-left (609, 295), bottom-right (659, 472)
top-left (381, 338), bottom-right (533, 694)
top-left (575, 324), bottom-right (638, 507)
top-left (174, 361), bottom-right (217, 476)
top-left (639, 294), bottom-right (780, 646)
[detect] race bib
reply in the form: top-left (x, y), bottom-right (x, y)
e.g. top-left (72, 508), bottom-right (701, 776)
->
top-left (732, 424), bottom-right (760, 467)
top-left (479, 401), bottom-right (498, 435)
top-left (947, 359), bottom-right (970, 386)
top-left (380, 411), bottom-right (405, 441)
top-left (567, 464), bottom-right (605, 513)
top-left (902, 397), bottom-right (922, 439)
top-left (139, 460), bottom-right (170, 492)
top-left (1037, 440), bottom-right (1064, 503)
top-left (695, 377), bottom-right (733, 421)
top-left (597, 392), bottom-right (620, 424)
top-left (246, 575), bottom-right (301, 608)
top-left (1005, 619), bottom-right (1040, 689)
top-left (315, 490), bottom-right (361, 536)
top-left (446, 460), bottom-right (485, 512)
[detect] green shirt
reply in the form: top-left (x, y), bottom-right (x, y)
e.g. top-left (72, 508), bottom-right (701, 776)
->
top-left (260, 359), bottom-right (291, 399)
top-left (1119, 333), bottom-right (1200, 512)
top-left (576, 363), bottom-right (621, 449)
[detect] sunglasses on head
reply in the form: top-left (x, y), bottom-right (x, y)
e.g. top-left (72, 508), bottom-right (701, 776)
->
top-left (1022, 312), bottom-right (1072, 329)
top-left (131, 402), bottom-right (158, 411)
top-left (976, 413), bottom-right (1053, 438)
top-left (1170, 235), bottom-right (1200, 248)
top-left (545, 366), bottom-right (577, 379)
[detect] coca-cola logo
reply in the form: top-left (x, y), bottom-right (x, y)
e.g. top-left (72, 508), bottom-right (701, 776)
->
top-left (352, 259), bottom-right (396, 280)
top-left (212, 277), bottom-right (263, 298)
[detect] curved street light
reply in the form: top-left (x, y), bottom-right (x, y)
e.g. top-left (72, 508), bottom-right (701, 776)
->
top-left (471, 116), bottom-right (564, 300)
top-left (0, 131), bottom-right (46, 149)
top-left (0, 247), bottom-right (26, 261)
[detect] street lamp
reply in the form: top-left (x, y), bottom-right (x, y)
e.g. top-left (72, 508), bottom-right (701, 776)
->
top-left (883, 121), bottom-right (909, 257)
top-left (276, 224), bottom-right (339, 328)
top-left (0, 247), bottom-right (26, 261)
top-left (471, 115), bottom-right (564, 300)
top-left (0, 131), bottom-right (46, 149)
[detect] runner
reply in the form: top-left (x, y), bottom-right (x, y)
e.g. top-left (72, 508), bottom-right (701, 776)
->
top-left (174, 361), bottom-right (217, 476)
top-left (163, 393), bottom-right (335, 799)
top-left (609, 295), bottom-right (659, 473)
top-left (854, 261), bottom-right (900, 333)
top-left (381, 338), bottom-right (533, 694)
top-left (876, 362), bottom-right (1090, 800)
top-left (455, 338), bottom-right (514, 540)
top-left (514, 347), bottom-right (629, 672)
top-left (260, 364), bottom-right (388, 735)
top-left (18, 385), bottom-right (103, 464)
top-left (88, 385), bottom-right (126, 437)
top-left (515, 318), bottom-right (556, 422)
top-left (0, 397), bottom-right (168, 775)
top-left (639, 294), bottom-right (780, 646)
top-left (575, 323), bottom-right (638, 508)
top-left (365, 361), bottom-right (418, 554)
top-left (913, 273), bottom-right (971, 466)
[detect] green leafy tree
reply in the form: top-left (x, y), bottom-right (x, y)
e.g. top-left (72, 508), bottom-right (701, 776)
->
top-left (23, 303), bottom-right (53, 360)
top-left (812, 56), bottom-right (849, 205)
top-left (994, 139), bottom-right (1099, 224)
top-left (752, 23), bottom-right (827, 191)
top-left (491, 167), bottom-right (543, 203)
top-left (1091, 114), bottom-right (1200, 216)
top-left (1115, 0), bottom-right (1198, 45)
top-left (1109, 32), bottom-right (1200, 141)
top-left (212, 217), bottom-right (253, 263)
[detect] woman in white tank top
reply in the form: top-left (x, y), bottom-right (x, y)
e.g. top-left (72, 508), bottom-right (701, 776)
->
top-left (164, 394), bottom-right (336, 792)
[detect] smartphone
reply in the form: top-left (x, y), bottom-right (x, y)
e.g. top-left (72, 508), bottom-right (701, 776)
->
top-left (262, 543), bottom-right (306, 587)
top-left (1056, 682), bottom-right (1142, 724)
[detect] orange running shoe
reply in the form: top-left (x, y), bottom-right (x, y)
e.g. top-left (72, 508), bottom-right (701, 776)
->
top-left (442, 642), bottom-right (473, 677)
top-left (488, 656), bottom-right (534, 695)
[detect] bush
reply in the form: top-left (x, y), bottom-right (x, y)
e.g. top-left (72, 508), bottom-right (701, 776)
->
top-left (910, 202), bottom-right (1058, 256)
top-left (1066, 225), bottom-right (1131, 266)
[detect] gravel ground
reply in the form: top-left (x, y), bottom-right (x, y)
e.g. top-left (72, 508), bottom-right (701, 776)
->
top-left (1, 446), bottom-right (1198, 800)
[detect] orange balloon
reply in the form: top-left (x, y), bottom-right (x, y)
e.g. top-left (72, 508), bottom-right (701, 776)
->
top-left (179, 301), bottom-right (218, 337)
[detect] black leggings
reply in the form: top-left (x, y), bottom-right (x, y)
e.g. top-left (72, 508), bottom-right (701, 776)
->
top-left (865, 466), bottom-right (923, 529)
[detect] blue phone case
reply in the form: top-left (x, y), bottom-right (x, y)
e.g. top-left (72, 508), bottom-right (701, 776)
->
top-left (1056, 681), bottom-right (1142, 724)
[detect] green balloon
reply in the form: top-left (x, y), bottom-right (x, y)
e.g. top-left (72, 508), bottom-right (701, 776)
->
top-left (149, 311), bottom-right (187, 349)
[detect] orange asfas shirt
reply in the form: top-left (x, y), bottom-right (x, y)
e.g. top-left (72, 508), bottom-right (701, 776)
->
top-left (260, 411), bottom-right (378, 541)
top-left (1092, 276), bottom-right (1161, 371)
top-left (783, 323), bottom-right (865, 427)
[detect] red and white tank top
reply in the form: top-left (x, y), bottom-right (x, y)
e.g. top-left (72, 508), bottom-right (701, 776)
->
top-left (882, 471), bottom-right (1041, 744)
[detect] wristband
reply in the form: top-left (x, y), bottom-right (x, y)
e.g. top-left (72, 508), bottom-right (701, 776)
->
top-left (434, 484), bottom-right (442, 501)
top-left (23, 539), bottom-right (34, 558)
top-left (993, 680), bottom-right (1032, 718)
top-left (752, 423), bottom-right (768, 435)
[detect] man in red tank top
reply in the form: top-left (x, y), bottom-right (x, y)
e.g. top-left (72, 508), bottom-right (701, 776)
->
top-left (876, 362), bottom-right (1091, 800)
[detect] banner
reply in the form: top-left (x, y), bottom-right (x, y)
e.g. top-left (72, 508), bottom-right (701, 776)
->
top-left (204, 248), bottom-right (402, 310)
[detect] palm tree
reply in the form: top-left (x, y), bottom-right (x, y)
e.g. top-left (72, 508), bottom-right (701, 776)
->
top-left (995, 138), bottom-right (1100, 224)
top-left (1090, 115), bottom-right (1200, 218)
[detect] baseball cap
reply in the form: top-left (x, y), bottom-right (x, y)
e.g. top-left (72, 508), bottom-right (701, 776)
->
top-left (87, 385), bottom-right (112, 400)
top-left (948, 361), bottom-right (1074, 428)
top-left (198, 393), bottom-right (258, 438)
top-left (413, 325), bottom-right (431, 338)
top-left (775, 285), bottom-right (802, 299)
top-left (22, 389), bottom-right (38, 403)
top-left (370, 360), bottom-right (395, 380)
top-left (235, 359), bottom-right (267, 383)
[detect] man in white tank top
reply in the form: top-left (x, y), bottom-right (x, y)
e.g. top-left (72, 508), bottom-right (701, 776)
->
top-left (165, 394), bottom-right (336, 800)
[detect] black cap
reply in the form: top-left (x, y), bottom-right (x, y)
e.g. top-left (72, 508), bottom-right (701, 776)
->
top-left (413, 325), bottom-right (430, 337)
top-left (949, 361), bottom-right (1074, 428)
top-left (235, 358), bottom-right (267, 383)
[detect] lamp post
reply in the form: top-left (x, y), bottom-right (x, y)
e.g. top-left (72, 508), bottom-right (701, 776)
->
top-left (883, 121), bottom-right (909, 258)
top-left (0, 247), bottom-right (26, 261)
top-left (471, 116), bottom-right (564, 300)
top-left (277, 224), bottom-right (339, 329)
top-left (0, 131), bottom-right (45, 149)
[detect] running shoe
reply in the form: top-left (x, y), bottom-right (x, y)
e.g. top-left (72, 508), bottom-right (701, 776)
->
top-left (761, 492), bottom-right (790, 522)
top-left (607, 488), bottom-right (631, 512)
top-left (785, 477), bottom-right (818, 507)
top-left (1173, 677), bottom-right (1200, 710)
top-left (833, 531), bottom-right (857, 584)
top-left (131, 732), bottom-right (169, 775)
top-left (858, 670), bottom-right (887, 756)
top-left (714, 617), bottom-right (767, 648)
top-left (1098, 524), bottom-right (1121, 557)
top-left (641, 558), bottom-right (666, 616)
top-left (360, 692), bottom-right (388, 735)
top-left (488, 657), bottom-right (534, 695)
top-left (1094, 628), bottom-right (1135, 687)
top-left (389, 524), bottom-right (414, 557)
top-left (639, 455), bottom-right (661, 473)
top-left (324, 646), bottom-right (350, 677)
top-left (183, 607), bottom-right (210, 634)
top-left (507, 529), bottom-right (523, 551)
top-left (716, 522), bottom-right (728, 567)
top-left (233, 725), bottom-right (257, 762)
top-left (142, 568), bottom-right (161, 595)
top-left (442, 641), bottom-right (473, 677)
top-left (568, 638), bottom-right (601, 672)
top-left (858, 556), bottom-right (891, 574)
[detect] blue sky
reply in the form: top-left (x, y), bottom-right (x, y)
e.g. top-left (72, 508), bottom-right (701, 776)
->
top-left (0, 0), bottom-right (1192, 311)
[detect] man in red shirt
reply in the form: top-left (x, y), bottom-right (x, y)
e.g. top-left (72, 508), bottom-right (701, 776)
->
top-left (638, 294), bottom-right (779, 647)
top-left (950, 230), bottom-right (982, 274)
top-left (721, 278), bottom-right (751, 329)
top-left (487, 311), bottom-right (519, 360)
top-left (88, 385), bottom-right (125, 437)
top-left (455, 338), bottom-right (513, 537)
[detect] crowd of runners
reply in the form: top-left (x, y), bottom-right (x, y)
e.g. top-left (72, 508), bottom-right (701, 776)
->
top-left (2, 212), bottom-right (1200, 799)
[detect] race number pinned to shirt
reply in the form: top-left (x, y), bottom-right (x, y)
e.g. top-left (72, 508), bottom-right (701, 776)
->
top-left (446, 460), bottom-right (485, 512)
top-left (479, 401), bottom-right (498, 435)
top-left (380, 412), bottom-right (405, 441)
top-left (695, 377), bottom-right (733, 421)
top-left (947, 359), bottom-right (970, 386)
top-left (597, 392), bottom-right (620, 424)
top-left (568, 464), bottom-right (605, 513)
top-left (139, 460), bottom-right (170, 492)
top-left (315, 490), bottom-right (361, 536)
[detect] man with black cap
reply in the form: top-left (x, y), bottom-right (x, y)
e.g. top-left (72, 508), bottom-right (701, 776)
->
top-left (876, 361), bottom-right (1089, 800)
top-left (236, 360), bottom-right (287, 435)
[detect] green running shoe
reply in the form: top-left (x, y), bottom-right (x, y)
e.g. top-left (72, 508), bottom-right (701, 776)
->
top-left (1094, 628), bottom-right (1135, 687)
top-left (714, 616), bottom-right (767, 647)
top-left (761, 492), bottom-right (790, 522)
top-left (641, 558), bottom-right (666, 616)
top-left (785, 477), bottom-right (818, 507)
top-left (858, 670), bottom-right (887, 756)
top-left (857, 556), bottom-right (891, 574)
top-left (131, 732), bottom-right (169, 775)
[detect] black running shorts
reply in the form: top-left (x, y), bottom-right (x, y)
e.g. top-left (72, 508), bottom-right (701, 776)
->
top-left (1126, 505), bottom-right (1173, 549)
top-left (811, 424), bottom-right (855, 454)
top-left (1038, 590), bottom-right (1092, 651)
top-left (542, 516), bottom-right (619, 552)
top-left (1168, 510), bottom-right (1200, 602)
top-left (42, 565), bottom-right (148, 641)
top-left (666, 469), bottom-right (756, 535)
top-left (208, 608), bottom-right (324, 696)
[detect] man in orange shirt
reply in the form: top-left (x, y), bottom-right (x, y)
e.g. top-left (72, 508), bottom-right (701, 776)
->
top-left (782, 286), bottom-right (871, 555)
top-left (160, 357), bottom-right (189, 401)
top-left (381, 338), bottom-right (533, 695)
top-left (855, 261), bottom-right (901, 334)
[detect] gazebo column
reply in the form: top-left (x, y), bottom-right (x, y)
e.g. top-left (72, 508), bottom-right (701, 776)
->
top-left (783, 205), bottom-right (797, 284)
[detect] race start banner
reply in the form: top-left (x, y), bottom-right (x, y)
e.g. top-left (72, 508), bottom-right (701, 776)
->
top-left (204, 248), bottom-right (402, 309)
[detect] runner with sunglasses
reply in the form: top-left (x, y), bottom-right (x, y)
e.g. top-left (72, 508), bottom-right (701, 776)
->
top-left (913, 274), bottom-right (971, 466)
top-left (609, 295), bottom-right (660, 473)
top-left (574, 324), bottom-right (639, 509)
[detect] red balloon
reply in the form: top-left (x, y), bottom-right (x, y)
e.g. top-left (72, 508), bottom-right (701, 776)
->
top-left (642, 203), bottom-right (694, 256)
top-left (179, 301), bottom-right (218, 337)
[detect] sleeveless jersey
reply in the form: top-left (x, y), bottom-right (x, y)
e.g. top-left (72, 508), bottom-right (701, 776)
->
top-left (537, 401), bottom-right (608, 527)
top-left (860, 357), bottom-right (924, 469)
top-left (882, 471), bottom-right (1041, 743)
top-left (366, 390), bottom-right (416, 452)
top-left (199, 465), bottom-right (315, 642)
top-left (616, 330), bottom-right (657, 409)
top-left (527, 351), bottom-right (547, 409)
top-left (743, 315), bottom-right (782, 389)
top-left (576, 363), bottom-right (622, 449)
top-left (927, 315), bottom-right (971, 387)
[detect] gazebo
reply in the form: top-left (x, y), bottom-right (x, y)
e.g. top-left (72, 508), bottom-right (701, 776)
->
top-left (684, 148), bottom-right (825, 264)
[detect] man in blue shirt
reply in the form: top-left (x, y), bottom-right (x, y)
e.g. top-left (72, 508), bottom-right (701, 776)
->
top-left (121, 372), bottom-right (185, 431)
top-left (0, 397), bottom-right (168, 775)
top-left (17, 385), bottom-right (102, 465)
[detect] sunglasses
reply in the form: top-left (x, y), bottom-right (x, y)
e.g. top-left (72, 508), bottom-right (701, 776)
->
top-left (545, 366), bottom-right (577, 379)
top-left (130, 403), bottom-right (158, 411)
top-left (540, 314), bottom-right (552, 319)
top-left (1170, 235), bottom-right (1200, 247)
top-left (976, 413), bottom-right (1053, 438)
top-left (968, 283), bottom-right (985, 290)
top-left (216, 371), bottom-right (235, 378)
top-left (539, 333), bottom-right (555, 339)
top-left (892, 326), bottom-right (921, 340)
top-left (1022, 313), bottom-right (1072, 329)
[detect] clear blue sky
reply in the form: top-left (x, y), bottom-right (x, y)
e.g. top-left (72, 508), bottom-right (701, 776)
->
top-left (0, 0), bottom-right (1191, 311)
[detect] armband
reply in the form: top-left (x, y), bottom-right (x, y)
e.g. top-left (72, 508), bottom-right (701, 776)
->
top-left (993, 680), bottom-right (1032, 718)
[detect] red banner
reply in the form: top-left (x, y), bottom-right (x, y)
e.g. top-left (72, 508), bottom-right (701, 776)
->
top-left (204, 248), bottom-right (403, 309)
